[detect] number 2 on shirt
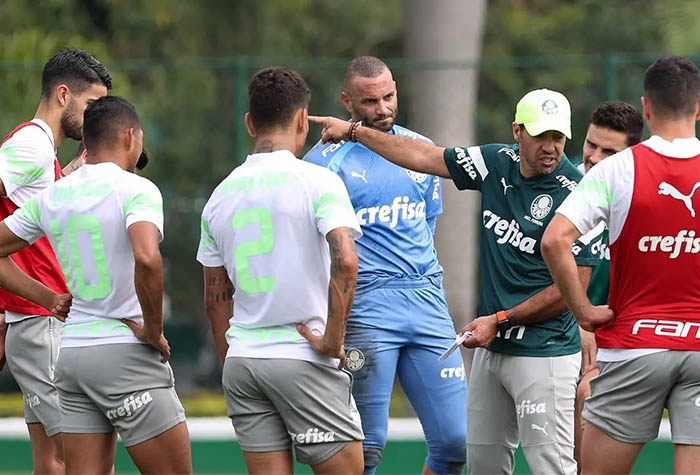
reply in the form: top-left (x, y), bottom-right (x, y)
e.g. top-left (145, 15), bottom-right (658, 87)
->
top-left (232, 207), bottom-right (275, 293)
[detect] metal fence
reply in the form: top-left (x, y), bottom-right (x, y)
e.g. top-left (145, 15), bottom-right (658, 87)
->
top-left (0, 52), bottom-right (693, 395)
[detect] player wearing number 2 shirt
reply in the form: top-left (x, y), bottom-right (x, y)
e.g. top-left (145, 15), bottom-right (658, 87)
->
top-left (197, 67), bottom-right (364, 474)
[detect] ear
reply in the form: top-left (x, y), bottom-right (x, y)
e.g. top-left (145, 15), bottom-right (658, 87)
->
top-left (298, 108), bottom-right (308, 134)
top-left (244, 112), bottom-right (256, 138)
top-left (694, 98), bottom-right (700, 121)
top-left (55, 84), bottom-right (71, 107)
top-left (512, 122), bottom-right (521, 142)
top-left (641, 96), bottom-right (652, 121)
top-left (340, 91), bottom-right (353, 114)
top-left (124, 127), bottom-right (135, 152)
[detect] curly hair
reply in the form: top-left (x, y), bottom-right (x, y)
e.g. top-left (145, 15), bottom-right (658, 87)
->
top-left (248, 66), bottom-right (310, 133)
top-left (590, 101), bottom-right (643, 146)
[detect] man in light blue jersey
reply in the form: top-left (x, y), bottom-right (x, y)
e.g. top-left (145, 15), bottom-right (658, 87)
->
top-left (304, 56), bottom-right (466, 475)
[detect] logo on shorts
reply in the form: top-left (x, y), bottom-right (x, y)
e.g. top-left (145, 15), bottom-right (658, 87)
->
top-left (346, 348), bottom-right (365, 371)
top-left (440, 364), bottom-right (466, 381)
top-left (289, 427), bottom-right (336, 444)
top-left (695, 396), bottom-right (700, 408)
top-left (24, 393), bottom-right (40, 409)
top-left (530, 194), bottom-right (553, 220)
top-left (531, 421), bottom-right (549, 436)
top-left (106, 391), bottom-right (153, 420)
top-left (516, 400), bottom-right (546, 418)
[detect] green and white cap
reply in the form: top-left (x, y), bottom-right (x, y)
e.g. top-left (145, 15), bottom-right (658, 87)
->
top-left (514, 89), bottom-right (572, 139)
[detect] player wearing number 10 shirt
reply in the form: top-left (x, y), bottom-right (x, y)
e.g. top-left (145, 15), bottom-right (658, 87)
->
top-left (0, 96), bottom-right (191, 474)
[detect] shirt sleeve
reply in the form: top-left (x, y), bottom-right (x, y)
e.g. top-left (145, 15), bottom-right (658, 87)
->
top-left (555, 152), bottom-right (619, 236)
top-left (311, 171), bottom-right (362, 238)
top-left (0, 129), bottom-right (55, 206)
top-left (122, 178), bottom-right (164, 241)
top-left (3, 197), bottom-right (46, 244)
top-left (196, 204), bottom-right (224, 267)
top-left (443, 145), bottom-right (490, 191)
top-left (424, 175), bottom-right (443, 221)
top-left (302, 139), bottom-right (329, 166)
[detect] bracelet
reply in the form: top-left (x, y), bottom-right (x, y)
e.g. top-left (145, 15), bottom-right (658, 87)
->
top-left (348, 121), bottom-right (361, 142)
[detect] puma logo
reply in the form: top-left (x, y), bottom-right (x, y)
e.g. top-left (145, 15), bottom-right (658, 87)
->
top-left (530, 421), bottom-right (548, 436)
top-left (501, 177), bottom-right (513, 195)
top-left (351, 169), bottom-right (368, 184)
top-left (658, 181), bottom-right (700, 217)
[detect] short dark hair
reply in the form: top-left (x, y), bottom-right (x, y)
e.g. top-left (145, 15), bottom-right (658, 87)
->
top-left (136, 148), bottom-right (149, 170)
top-left (248, 66), bottom-right (310, 133)
top-left (590, 101), bottom-right (644, 146)
top-left (644, 56), bottom-right (700, 119)
top-left (41, 48), bottom-right (112, 98)
top-left (83, 96), bottom-right (140, 150)
top-left (344, 56), bottom-right (388, 89)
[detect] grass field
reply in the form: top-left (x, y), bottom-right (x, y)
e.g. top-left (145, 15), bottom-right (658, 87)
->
top-left (0, 417), bottom-right (676, 474)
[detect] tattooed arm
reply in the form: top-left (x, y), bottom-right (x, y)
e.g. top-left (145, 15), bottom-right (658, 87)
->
top-left (203, 266), bottom-right (234, 363)
top-left (297, 227), bottom-right (358, 368)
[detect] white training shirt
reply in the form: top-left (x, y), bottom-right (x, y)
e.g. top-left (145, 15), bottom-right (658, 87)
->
top-left (0, 119), bottom-right (60, 323)
top-left (197, 149), bottom-right (361, 366)
top-left (0, 119), bottom-right (57, 208)
top-left (557, 135), bottom-right (700, 361)
top-left (5, 162), bottom-right (164, 348)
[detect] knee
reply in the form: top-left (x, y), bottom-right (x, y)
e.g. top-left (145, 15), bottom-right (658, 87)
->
top-left (33, 454), bottom-right (65, 475)
top-left (576, 379), bottom-right (592, 403)
top-left (426, 443), bottom-right (466, 475)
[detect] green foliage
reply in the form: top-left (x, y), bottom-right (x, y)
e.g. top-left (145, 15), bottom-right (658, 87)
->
top-left (1, 0), bottom-right (700, 393)
top-left (477, 0), bottom-right (666, 154)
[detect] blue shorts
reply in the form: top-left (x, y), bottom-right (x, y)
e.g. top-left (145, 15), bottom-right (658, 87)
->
top-left (344, 279), bottom-right (467, 474)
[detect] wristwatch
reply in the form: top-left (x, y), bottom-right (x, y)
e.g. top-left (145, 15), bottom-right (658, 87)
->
top-left (496, 310), bottom-right (511, 334)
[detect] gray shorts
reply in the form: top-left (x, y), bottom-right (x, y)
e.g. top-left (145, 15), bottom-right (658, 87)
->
top-left (54, 343), bottom-right (185, 447)
top-left (5, 316), bottom-right (63, 436)
top-left (467, 348), bottom-right (580, 475)
top-left (583, 350), bottom-right (700, 444)
top-left (223, 357), bottom-right (364, 465)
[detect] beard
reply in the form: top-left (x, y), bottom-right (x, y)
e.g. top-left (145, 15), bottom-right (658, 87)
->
top-left (354, 107), bottom-right (397, 133)
top-left (61, 102), bottom-right (83, 141)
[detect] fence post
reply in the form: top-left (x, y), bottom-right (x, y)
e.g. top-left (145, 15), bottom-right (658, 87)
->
top-left (604, 53), bottom-right (619, 100)
top-left (234, 57), bottom-right (249, 162)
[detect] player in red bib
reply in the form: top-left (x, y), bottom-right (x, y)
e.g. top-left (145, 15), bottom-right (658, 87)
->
top-left (543, 56), bottom-right (700, 474)
top-left (0, 48), bottom-right (111, 474)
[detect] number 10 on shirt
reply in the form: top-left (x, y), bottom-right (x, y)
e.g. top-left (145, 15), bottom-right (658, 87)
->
top-left (50, 215), bottom-right (112, 300)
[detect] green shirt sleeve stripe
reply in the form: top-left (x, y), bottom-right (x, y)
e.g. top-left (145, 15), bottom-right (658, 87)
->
top-left (123, 193), bottom-right (163, 217)
top-left (198, 218), bottom-right (216, 253)
top-left (20, 198), bottom-right (42, 225)
top-left (313, 193), bottom-right (354, 219)
top-left (1, 147), bottom-right (47, 186)
top-left (570, 179), bottom-right (613, 207)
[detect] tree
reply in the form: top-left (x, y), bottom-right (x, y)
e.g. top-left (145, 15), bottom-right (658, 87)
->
top-left (403, 0), bottom-right (487, 357)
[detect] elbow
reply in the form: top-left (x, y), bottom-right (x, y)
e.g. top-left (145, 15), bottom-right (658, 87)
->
top-left (134, 249), bottom-right (162, 274)
top-left (337, 251), bottom-right (358, 279)
top-left (540, 232), bottom-right (564, 263)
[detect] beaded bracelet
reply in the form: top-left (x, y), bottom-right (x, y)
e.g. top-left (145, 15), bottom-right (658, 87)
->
top-left (348, 121), bottom-right (361, 142)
